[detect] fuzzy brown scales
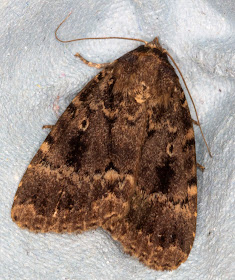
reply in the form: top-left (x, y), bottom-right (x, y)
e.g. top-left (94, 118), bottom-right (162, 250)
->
top-left (11, 41), bottom-right (197, 270)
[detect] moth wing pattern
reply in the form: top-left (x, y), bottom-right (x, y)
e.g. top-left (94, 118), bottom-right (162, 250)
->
top-left (11, 67), bottom-right (138, 233)
top-left (103, 46), bottom-right (197, 270)
top-left (12, 42), bottom-right (197, 270)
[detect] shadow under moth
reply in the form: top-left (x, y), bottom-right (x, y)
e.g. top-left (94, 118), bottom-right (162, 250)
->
top-left (11, 26), bottom-right (201, 271)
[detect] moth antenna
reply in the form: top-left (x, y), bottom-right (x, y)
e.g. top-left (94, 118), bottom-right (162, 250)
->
top-left (163, 49), bottom-right (212, 158)
top-left (55, 12), bottom-right (148, 45)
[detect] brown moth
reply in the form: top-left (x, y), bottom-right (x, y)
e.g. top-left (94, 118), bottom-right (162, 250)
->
top-left (11, 38), bottom-right (197, 270)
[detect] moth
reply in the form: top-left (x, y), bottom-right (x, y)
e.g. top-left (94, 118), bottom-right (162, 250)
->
top-left (11, 17), bottom-right (202, 271)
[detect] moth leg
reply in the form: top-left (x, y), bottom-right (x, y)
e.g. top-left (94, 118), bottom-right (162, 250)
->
top-left (197, 163), bottom-right (205, 171)
top-left (192, 119), bottom-right (199, 126)
top-left (42, 125), bottom-right (54, 129)
top-left (74, 53), bottom-right (112, 69)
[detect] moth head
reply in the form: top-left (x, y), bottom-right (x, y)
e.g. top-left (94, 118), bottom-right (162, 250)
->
top-left (147, 37), bottom-right (164, 51)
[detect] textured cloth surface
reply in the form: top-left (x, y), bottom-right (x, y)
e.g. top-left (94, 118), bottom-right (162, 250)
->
top-left (0, 0), bottom-right (234, 279)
